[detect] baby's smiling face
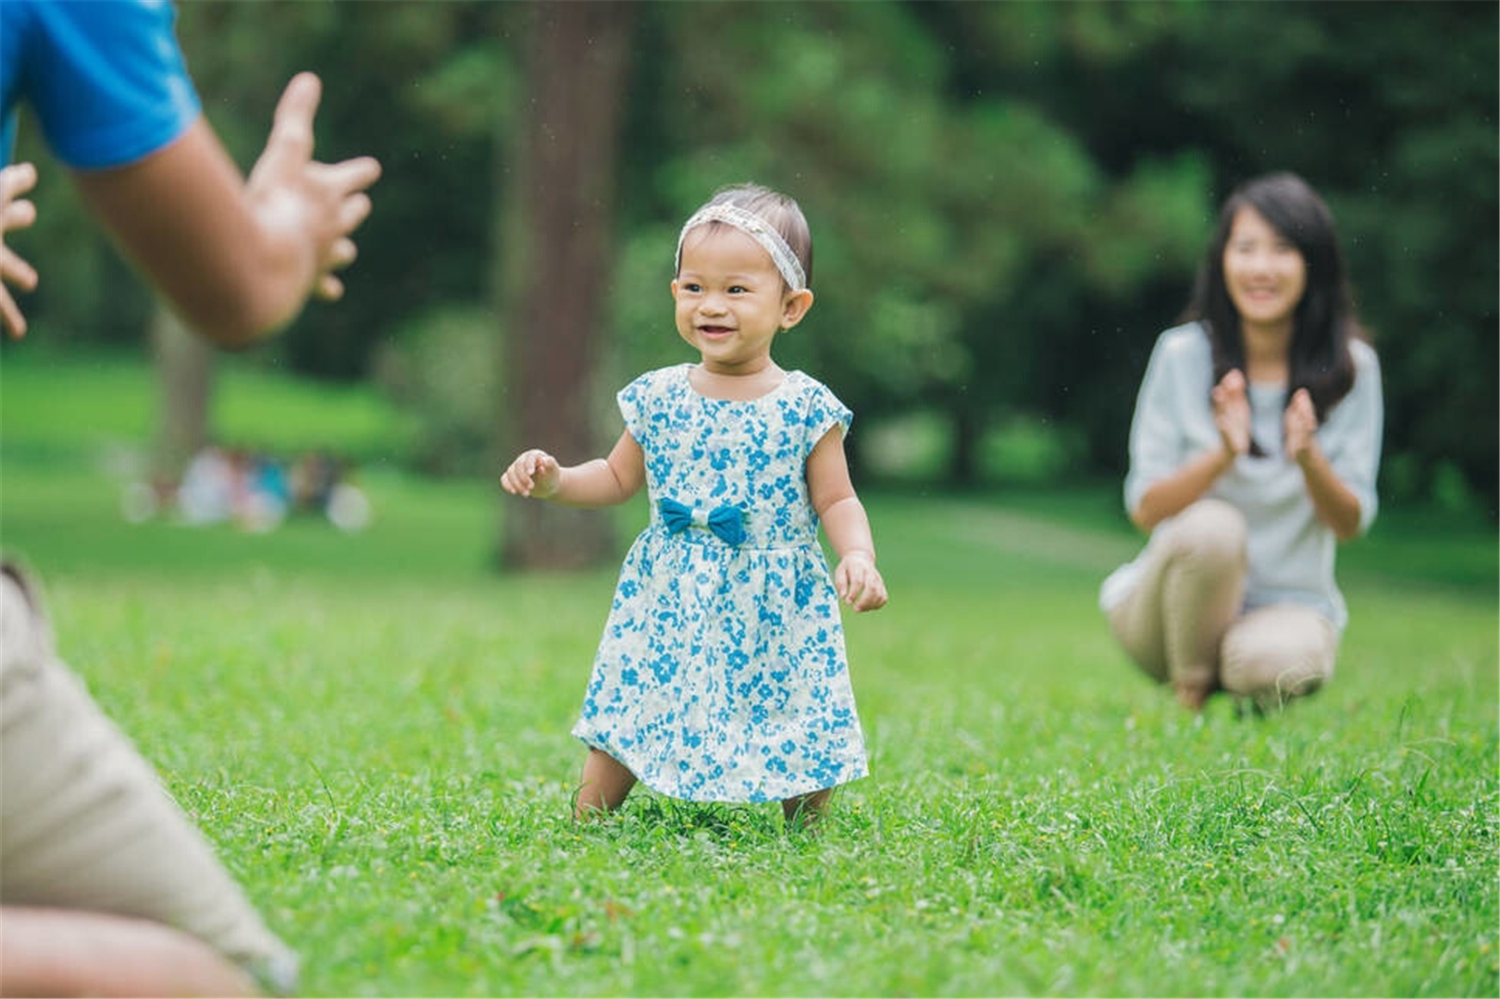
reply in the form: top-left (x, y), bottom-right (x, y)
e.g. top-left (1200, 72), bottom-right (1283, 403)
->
top-left (672, 225), bottom-right (809, 377)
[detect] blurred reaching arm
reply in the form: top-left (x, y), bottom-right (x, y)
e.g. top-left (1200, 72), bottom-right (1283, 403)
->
top-left (73, 73), bottom-right (380, 350)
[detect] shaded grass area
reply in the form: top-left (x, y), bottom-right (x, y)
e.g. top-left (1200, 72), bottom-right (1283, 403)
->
top-left (1, 350), bottom-right (1496, 997)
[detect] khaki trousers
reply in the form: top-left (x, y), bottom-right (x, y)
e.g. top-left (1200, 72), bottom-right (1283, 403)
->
top-left (0, 564), bottom-right (297, 993)
top-left (1106, 500), bottom-right (1338, 709)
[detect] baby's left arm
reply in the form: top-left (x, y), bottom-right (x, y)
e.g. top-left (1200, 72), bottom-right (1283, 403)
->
top-left (807, 428), bottom-right (887, 612)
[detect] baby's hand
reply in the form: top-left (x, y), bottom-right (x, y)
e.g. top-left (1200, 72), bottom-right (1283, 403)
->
top-left (834, 551), bottom-right (887, 612)
top-left (501, 449), bottom-right (561, 498)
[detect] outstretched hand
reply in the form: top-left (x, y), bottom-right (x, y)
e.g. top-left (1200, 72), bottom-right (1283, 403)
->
top-left (0, 162), bottom-right (39, 339)
top-left (834, 551), bottom-right (887, 612)
top-left (246, 72), bottom-right (381, 309)
top-left (1211, 369), bottom-right (1251, 458)
top-left (501, 449), bottom-right (562, 499)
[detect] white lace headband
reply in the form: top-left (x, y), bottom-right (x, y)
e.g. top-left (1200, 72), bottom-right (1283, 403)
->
top-left (676, 203), bottom-right (807, 292)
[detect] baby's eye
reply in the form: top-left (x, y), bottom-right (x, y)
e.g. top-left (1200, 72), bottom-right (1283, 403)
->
top-left (728, 285), bottom-right (747, 294)
top-left (681, 282), bottom-right (702, 293)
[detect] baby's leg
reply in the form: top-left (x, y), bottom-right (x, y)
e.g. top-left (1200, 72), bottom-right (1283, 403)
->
top-left (782, 788), bottom-right (833, 831)
top-left (574, 748), bottom-right (636, 820)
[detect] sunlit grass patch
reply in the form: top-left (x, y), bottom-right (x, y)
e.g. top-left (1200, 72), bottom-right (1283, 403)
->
top-left (1, 352), bottom-right (1494, 997)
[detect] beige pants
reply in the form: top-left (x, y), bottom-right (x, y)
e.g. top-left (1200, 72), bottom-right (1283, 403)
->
top-left (1106, 500), bottom-right (1338, 709)
top-left (0, 564), bottom-right (298, 993)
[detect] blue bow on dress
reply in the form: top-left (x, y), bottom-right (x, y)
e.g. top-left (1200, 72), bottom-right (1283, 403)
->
top-left (658, 498), bottom-right (746, 547)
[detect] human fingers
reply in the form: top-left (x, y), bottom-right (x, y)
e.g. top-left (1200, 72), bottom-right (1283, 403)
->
top-left (1, 195), bottom-right (36, 233)
top-left (336, 189), bottom-right (375, 234)
top-left (502, 451), bottom-right (552, 496)
top-left (0, 285), bottom-right (27, 339)
top-left (322, 156), bottom-right (382, 200)
top-left (855, 578), bottom-right (888, 612)
top-left (327, 237), bottom-right (358, 269)
top-left (265, 73), bottom-right (321, 169)
top-left (0, 165), bottom-right (40, 327)
top-left (300, 160), bottom-right (377, 225)
top-left (1284, 391), bottom-right (1314, 431)
top-left (314, 273), bottom-right (344, 302)
top-left (0, 162), bottom-right (38, 205)
top-left (1, 243), bottom-right (38, 292)
top-left (1283, 390), bottom-right (1319, 458)
top-left (311, 238), bottom-right (358, 301)
top-left (500, 456), bottom-right (532, 495)
top-left (324, 197), bottom-right (368, 265)
top-left (0, 242), bottom-right (38, 339)
top-left (1290, 388), bottom-right (1316, 422)
top-left (531, 454), bottom-right (561, 495)
top-left (306, 180), bottom-right (374, 300)
top-left (834, 555), bottom-right (858, 603)
top-left (835, 561), bottom-right (860, 606)
top-left (1213, 369), bottom-right (1248, 413)
top-left (500, 467), bottom-right (527, 495)
top-left (1212, 372), bottom-right (1248, 414)
top-left (850, 567), bottom-right (888, 612)
top-left (290, 163), bottom-right (376, 267)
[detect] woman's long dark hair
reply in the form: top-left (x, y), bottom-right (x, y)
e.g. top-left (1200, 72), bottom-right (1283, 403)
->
top-left (1181, 172), bottom-right (1365, 452)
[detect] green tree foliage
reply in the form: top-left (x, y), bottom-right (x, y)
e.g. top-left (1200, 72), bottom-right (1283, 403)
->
top-left (8, 1), bottom-right (1494, 514)
top-left (1153, 1), bottom-right (1498, 512)
top-left (174, 1), bottom-right (512, 379)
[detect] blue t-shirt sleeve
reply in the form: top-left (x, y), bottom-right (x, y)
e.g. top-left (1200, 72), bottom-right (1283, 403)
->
top-left (6, 0), bottom-right (201, 170)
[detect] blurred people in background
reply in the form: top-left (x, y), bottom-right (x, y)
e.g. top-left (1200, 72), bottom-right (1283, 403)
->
top-left (0, 0), bottom-right (379, 994)
top-left (1099, 172), bottom-right (1383, 714)
top-left (293, 449), bottom-right (373, 533)
top-left (123, 445), bottom-right (372, 534)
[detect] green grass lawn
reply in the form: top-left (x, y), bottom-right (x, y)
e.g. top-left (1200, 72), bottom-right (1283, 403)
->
top-left (2, 349), bottom-right (1496, 997)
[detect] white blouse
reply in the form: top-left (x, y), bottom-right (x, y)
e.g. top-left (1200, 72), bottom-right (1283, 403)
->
top-left (1100, 322), bottom-right (1384, 631)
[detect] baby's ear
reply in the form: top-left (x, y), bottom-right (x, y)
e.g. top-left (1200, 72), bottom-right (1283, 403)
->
top-left (781, 288), bottom-right (814, 330)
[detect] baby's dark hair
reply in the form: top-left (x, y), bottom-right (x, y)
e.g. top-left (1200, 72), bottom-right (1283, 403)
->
top-left (683, 183), bottom-right (813, 289)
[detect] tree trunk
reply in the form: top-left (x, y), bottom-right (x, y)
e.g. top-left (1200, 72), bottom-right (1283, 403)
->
top-left (496, 1), bottom-right (633, 570)
top-left (150, 303), bottom-right (215, 484)
top-left (949, 400), bottom-right (980, 487)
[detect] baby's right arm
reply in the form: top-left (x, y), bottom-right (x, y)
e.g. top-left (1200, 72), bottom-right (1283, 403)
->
top-left (500, 449), bottom-right (563, 499)
top-left (500, 432), bottom-right (645, 507)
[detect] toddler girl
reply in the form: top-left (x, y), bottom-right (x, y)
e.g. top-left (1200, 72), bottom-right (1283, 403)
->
top-left (501, 183), bottom-right (887, 828)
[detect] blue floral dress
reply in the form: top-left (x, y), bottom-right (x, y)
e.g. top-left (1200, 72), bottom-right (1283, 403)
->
top-left (572, 364), bottom-right (869, 803)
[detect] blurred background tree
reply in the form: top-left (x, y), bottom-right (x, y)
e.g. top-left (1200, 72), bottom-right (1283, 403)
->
top-left (7, 0), bottom-right (1495, 564)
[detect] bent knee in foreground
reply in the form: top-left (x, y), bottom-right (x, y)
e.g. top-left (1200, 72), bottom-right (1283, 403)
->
top-left (1220, 605), bottom-right (1337, 709)
top-left (1163, 499), bottom-right (1249, 565)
